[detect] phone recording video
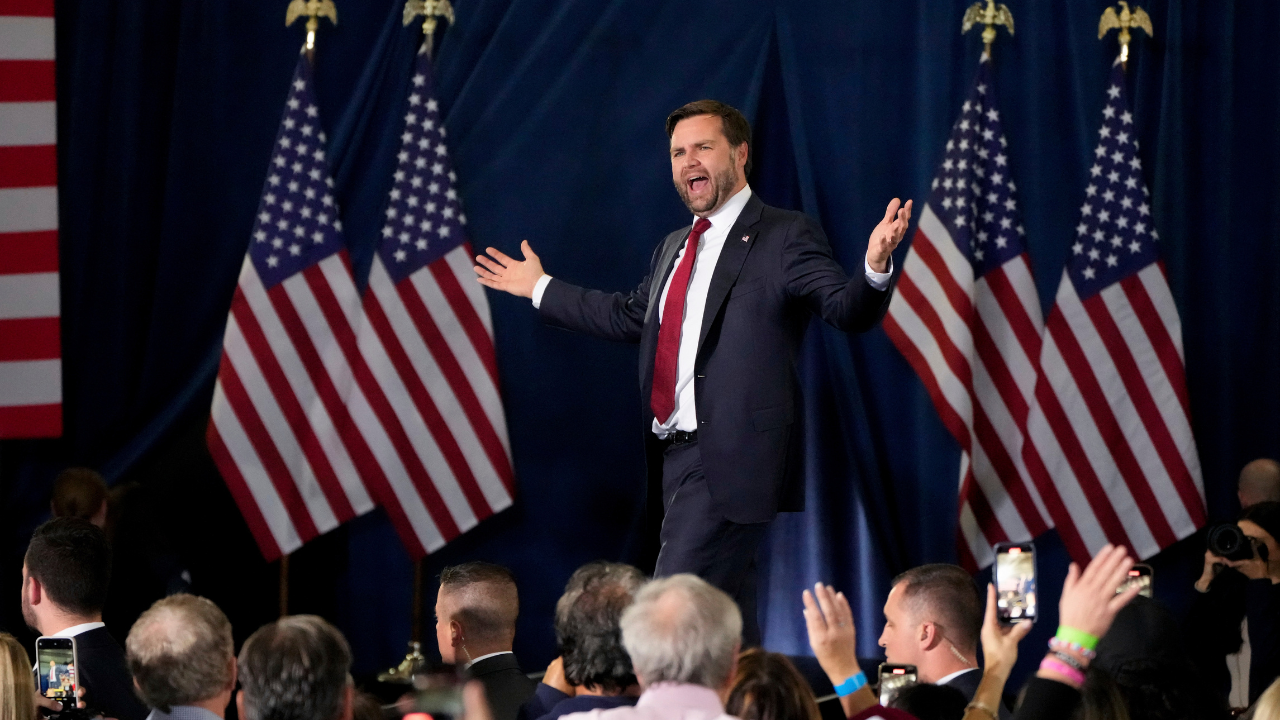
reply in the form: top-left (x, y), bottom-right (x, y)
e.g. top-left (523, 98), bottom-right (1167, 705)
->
top-left (994, 542), bottom-right (1037, 623)
top-left (1117, 563), bottom-right (1153, 598)
top-left (878, 663), bottom-right (918, 706)
top-left (35, 637), bottom-right (77, 701)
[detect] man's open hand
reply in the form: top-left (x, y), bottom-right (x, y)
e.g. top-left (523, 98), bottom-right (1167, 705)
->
top-left (867, 198), bottom-right (912, 273)
top-left (802, 582), bottom-right (860, 685)
top-left (474, 240), bottom-right (545, 298)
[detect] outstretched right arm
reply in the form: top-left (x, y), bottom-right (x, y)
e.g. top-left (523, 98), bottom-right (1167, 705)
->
top-left (475, 241), bottom-right (652, 343)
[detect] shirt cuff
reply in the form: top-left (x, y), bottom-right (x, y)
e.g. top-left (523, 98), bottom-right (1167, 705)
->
top-left (531, 274), bottom-right (553, 309)
top-left (864, 256), bottom-right (893, 291)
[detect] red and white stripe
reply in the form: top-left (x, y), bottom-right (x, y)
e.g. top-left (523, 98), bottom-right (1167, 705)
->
top-left (356, 245), bottom-right (513, 558)
top-left (209, 253), bottom-right (377, 559)
top-left (1023, 263), bottom-right (1205, 562)
top-left (0, 0), bottom-right (61, 437)
top-left (885, 205), bottom-right (1051, 569)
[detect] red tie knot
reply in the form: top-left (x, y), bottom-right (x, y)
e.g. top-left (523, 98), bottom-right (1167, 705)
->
top-left (691, 217), bottom-right (712, 238)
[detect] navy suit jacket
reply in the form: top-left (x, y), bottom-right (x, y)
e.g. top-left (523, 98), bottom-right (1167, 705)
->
top-left (539, 194), bottom-right (893, 523)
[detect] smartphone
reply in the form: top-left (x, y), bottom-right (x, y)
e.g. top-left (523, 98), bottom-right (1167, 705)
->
top-left (878, 663), bottom-right (918, 706)
top-left (994, 542), bottom-right (1038, 623)
top-left (35, 637), bottom-right (78, 702)
top-left (1117, 563), bottom-right (1153, 598)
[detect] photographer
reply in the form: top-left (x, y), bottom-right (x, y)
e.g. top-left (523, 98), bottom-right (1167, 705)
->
top-left (1186, 501), bottom-right (1280, 710)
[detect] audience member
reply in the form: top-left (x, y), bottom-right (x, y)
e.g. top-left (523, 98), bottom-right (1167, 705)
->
top-left (802, 582), bottom-right (916, 720)
top-left (958, 544), bottom-right (1139, 720)
top-left (236, 615), bottom-right (353, 720)
top-left (1186, 501), bottom-right (1280, 709)
top-left (436, 562), bottom-right (536, 720)
top-left (3, 632), bottom-right (37, 720)
top-left (1071, 669), bottom-right (1129, 720)
top-left (50, 468), bottom-right (110, 529)
top-left (889, 683), bottom-right (967, 720)
top-left (125, 595), bottom-right (235, 720)
top-left (524, 562), bottom-right (645, 720)
top-left (1239, 460), bottom-right (1280, 509)
top-left (560, 574), bottom-right (741, 720)
top-left (724, 649), bottom-right (820, 720)
top-left (1095, 596), bottom-right (1228, 720)
top-left (878, 565), bottom-right (989, 708)
top-left (22, 518), bottom-right (147, 720)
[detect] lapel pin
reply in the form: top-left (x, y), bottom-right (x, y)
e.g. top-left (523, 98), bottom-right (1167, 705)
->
top-left (741, 235), bottom-right (750, 243)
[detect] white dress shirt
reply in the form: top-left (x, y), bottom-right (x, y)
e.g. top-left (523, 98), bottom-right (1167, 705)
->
top-left (51, 621), bottom-right (106, 637)
top-left (532, 185), bottom-right (892, 436)
top-left (465, 649), bottom-right (514, 669)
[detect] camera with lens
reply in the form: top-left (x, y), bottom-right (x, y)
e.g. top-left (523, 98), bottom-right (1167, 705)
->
top-left (1207, 523), bottom-right (1269, 562)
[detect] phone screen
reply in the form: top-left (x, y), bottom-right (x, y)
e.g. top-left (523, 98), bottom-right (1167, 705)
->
top-left (995, 543), bottom-right (1037, 623)
top-left (36, 638), bottom-right (77, 700)
top-left (1117, 564), bottom-right (1153, 598)
top-left (878, 664), bottom-right (918, 706)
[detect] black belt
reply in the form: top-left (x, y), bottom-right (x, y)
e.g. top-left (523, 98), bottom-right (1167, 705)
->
top-left (666, 430), bottom-right (698, 445)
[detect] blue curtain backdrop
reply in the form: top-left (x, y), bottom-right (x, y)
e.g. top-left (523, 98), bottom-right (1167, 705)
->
top-left (1, 0), bottom-right (1277, 686)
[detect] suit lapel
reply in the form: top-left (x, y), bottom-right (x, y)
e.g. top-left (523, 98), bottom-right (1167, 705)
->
top-left (696, 194), bottom-right (764, 355)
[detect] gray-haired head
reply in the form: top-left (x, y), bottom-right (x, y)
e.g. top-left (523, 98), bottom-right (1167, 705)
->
top-left (619, 574), bottom-right (742, 690)
top-left (126, 595), bottom-right (235, 712)
top-left (555, 561), bottom-right (646, 692)
top-left (238, 615), bottom-right (352, 720)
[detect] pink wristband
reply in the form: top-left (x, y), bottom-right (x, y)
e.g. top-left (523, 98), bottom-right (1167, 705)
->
top-left (1039, 657), bottom-right (1086, 686)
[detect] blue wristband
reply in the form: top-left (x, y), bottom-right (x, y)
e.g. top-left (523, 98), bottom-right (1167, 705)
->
top-left (834, 671), bottom-right (868, 697)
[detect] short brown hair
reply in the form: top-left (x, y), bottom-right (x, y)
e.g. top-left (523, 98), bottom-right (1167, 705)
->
top-left (891, 564), bottom-right (982, 655)
top-left (439, 562), bottom-right (519, 645)
top-left (665, 100), bottom-right (752, 175)
top-left (725, 649), bottom-right (821, 720)
top-left (51, 467), bottom-right (108, 521)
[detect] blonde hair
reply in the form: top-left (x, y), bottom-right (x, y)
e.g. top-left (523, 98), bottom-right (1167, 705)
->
top-left (1255, 678), bottom-right (1280, 720)
top-left (1, 633), bottom-right (36, 720)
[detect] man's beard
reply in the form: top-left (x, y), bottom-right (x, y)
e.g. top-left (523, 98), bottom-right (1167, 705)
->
top-left (674, 164), bottom-right (739, 215)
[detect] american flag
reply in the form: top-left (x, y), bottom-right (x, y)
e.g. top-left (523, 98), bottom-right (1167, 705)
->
top-left (885, 56), bottom-right (1051, 570)
top-left (354, 42), bottom-right (513, 558)
top-left (208, 52), bottom-right (376, 560)
top-left (1022, 58), bottom-right (1205, 563)
top-left (0, 0), bottom-right (62, 438)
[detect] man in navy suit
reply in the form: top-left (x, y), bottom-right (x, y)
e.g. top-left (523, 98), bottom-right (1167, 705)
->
top-left (475, 100), bottom-right (911, 642)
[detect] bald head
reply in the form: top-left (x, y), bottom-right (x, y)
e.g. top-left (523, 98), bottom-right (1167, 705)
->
top-left (435, 562), bottom-right (519, 663)
top-left (1239, 459), bottom-right (1280, 508)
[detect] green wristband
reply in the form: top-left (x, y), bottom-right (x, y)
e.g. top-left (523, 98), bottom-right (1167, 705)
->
top-left (1055, 625), bottom-right (1099, 651)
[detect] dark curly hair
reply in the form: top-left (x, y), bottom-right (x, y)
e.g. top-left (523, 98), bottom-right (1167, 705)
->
top-left (555, 562), bottom-right (645, 693)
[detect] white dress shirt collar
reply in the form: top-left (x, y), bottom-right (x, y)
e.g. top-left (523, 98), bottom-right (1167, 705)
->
top-left (51, 621), bottom-right (105, 637)
top-left (464, 650), bottom-right (513, 669)
top-left (936, 667), bottom-right (978, 686)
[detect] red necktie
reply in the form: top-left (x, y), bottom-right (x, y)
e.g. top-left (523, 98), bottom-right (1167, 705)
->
top-left (651, 217), bottom-right (712, 424)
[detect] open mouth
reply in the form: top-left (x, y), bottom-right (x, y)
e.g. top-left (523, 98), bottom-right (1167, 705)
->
top-left (687, 175), bottom-right (709, 193)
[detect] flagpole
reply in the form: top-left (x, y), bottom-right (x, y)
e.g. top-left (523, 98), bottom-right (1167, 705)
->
top-left (373, 0), bottom-right (461, 685)
top-left (279, 554), bottom-right (290, 617)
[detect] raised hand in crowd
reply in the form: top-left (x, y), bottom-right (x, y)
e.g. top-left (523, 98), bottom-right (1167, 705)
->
top-left (960, 584), bottom-right (1033, 720)
top-left (802, 583), bottom-right (877, 718)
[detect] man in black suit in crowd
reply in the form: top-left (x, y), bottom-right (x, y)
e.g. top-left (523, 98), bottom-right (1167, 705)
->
top-left (877, 564), bottom-right (1009, 719)
top-left (22, 518), bottom-right (148, 720)
top-left (435, 562), bottom-right (536, 720)
top-left (475, 100), bottom-right (911, 643)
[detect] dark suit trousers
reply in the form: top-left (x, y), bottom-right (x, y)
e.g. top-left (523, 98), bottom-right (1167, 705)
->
top-left (653, 440), bottom-right (768, 646)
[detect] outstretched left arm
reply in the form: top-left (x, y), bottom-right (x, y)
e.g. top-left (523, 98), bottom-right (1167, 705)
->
top-left (784, 198), bottom-right (912, 332)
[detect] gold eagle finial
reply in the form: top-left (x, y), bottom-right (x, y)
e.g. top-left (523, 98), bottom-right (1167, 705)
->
top-left (285, 0), bottom-right (338, 53)
top-left (1099, 1), bottom-right (1153, 64)
top-left (962, 0), bottom-right (1014, 54)
top-left (403, 0), bottom-right (456, 58)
